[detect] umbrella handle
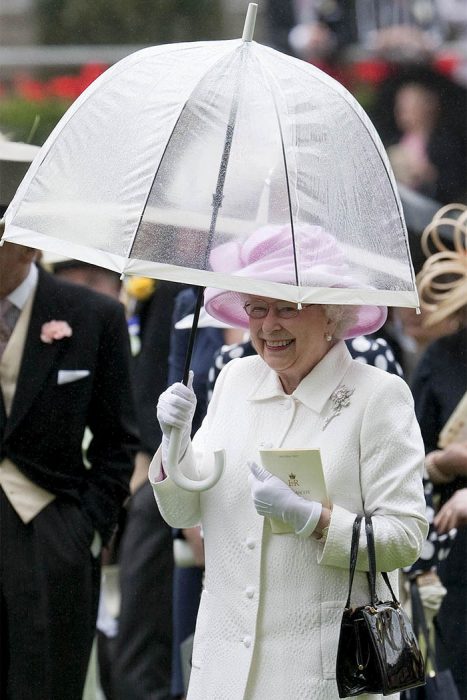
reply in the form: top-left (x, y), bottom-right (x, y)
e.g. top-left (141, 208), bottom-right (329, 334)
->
top-left (165, 427), bottom-right (225, 491)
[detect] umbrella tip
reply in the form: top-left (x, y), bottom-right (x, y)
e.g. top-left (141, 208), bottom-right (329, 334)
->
top-left (242, 3), bottom-right (258, 42)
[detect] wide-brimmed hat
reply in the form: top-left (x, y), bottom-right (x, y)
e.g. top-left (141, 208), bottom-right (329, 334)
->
top-left (204, 224), bottom-right (387, 339)
top-left (0, 138), bottom-right (41, 211)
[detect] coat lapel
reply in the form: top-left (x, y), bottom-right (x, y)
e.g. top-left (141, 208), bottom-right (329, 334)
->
top-left (4, 269), bottom-right (67, 439)
top-left (0, 389), bottom-right (6, 442)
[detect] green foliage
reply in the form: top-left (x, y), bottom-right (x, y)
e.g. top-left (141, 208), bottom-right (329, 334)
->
top-left (352, 83), bottom-right (379, 112)
top-left (37, 0), bottom-right (223, 45)
top-left (0, 97), bottom-right (70, 146)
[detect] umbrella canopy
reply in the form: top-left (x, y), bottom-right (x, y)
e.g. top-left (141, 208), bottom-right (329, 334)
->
top-left (1, 4), bottom-right (419, 491)
top-left (2, 11), bottom-right (417, 311)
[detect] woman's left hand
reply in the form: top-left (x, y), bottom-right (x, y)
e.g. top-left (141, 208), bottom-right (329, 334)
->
top-left (248, 461), bottom-right (323, 537)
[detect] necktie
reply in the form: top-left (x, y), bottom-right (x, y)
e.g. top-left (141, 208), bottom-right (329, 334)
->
top-left (0, 298), bottom-right (17, 359)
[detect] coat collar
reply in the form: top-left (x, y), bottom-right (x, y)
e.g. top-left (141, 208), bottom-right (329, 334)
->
top-left (247, 340), bottom-right (353, 414)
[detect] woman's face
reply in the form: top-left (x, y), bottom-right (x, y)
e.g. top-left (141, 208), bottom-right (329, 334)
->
top-left (246, 296), bottom-right (334, 394)
top-left (394, 83), bottom-right (440, 133)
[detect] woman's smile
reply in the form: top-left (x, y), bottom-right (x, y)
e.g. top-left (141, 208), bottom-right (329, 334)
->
top-left (263, 338), bottom-right (295, 351)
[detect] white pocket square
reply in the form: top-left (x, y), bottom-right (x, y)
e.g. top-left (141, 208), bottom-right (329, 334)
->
top-left (57, 369), bottom-right (90, 385)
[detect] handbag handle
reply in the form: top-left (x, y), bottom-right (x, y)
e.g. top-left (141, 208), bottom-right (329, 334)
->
top-left (345, 514), bottom-right (400, 609)
top-left (344, 514), bottom-right (363, 608)
top-left (365, 515), bottom-right (378, 607)
top-left (364, 516), bottom-right (399, 607)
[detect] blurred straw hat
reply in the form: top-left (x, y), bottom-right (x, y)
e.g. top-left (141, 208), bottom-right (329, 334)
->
top-left (416, 203), bottom-right (467, 326)
top-left (0, 137), bottom-right (41, 210)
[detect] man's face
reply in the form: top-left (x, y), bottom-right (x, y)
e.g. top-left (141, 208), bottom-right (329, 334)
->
top-left (0, 242), bottom-right (36, 297)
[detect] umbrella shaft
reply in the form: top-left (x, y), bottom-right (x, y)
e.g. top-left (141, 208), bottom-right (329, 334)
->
top-left (182, 285), bottom-right (205, 385)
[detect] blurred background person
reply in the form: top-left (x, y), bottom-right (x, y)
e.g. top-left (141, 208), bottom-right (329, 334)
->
top-left (265, 1), bottom-right (461, 74)
top-left (408, 204), bottom-right (467, 698)
top-left (41, 254), bottom-right (182, 700)
top-left (0, 137), bottom-right (137, 700)
top-left (111, 277), bottom-right (185, 700)
top-left (370, 65), bottom-right (467, 205)
top-left (42, 253), bottom-right (124, 699)
top-left (49, 257), bottom-right (122, 301)
top-left (265, 0), bottom-right (357, 82)
top-left (384, 303), bottom-right (462, 382)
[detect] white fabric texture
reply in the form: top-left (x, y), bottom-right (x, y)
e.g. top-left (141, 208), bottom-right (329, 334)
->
top-left (150, 341), bottom-right (427, 700)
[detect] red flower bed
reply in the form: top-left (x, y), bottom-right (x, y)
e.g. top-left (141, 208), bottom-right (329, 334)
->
top-left (10, 63), bottom-right (109, 102)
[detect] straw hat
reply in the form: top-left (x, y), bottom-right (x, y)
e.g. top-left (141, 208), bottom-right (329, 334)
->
top-left (416, 203), bottom-right (467, 327)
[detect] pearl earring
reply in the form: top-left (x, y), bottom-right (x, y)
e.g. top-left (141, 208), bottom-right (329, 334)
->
top-left (325, 333), bottom-right (333, 342)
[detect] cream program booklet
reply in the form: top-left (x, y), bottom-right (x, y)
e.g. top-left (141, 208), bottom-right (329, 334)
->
top-left (438, 391), bottom-right (467, 448)
top-left (259, 448), bottom-right (329, 534)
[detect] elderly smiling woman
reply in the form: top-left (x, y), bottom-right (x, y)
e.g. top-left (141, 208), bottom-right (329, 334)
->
top-left (149, 226), bottom-right (428, 700)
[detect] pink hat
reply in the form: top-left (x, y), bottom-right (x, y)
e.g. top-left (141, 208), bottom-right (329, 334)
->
top-left (204, 224), bottom-right (387, 339)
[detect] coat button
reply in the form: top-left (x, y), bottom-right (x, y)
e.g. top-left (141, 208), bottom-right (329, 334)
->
top-left (245, 586), bottom-right (255, 599)
top-left (242, 636), bottom-right (252, 648)
top-left (246, 537), bottom-right (255, 549)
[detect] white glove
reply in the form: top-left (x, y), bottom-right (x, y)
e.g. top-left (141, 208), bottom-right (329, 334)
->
top-left (248, 461), bottom-right (322, 537)
top-left (157, 371), bottom-right (197, 464)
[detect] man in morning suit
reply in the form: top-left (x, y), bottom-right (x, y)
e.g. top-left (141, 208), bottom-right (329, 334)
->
top-left (0, 139), bottom-right (137, 699)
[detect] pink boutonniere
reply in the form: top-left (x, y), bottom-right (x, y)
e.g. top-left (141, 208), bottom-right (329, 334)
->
top-left (40, 320), bottom-right (73, 344)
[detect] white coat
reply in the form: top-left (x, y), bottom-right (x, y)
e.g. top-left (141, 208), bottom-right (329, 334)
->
top-left (150, 341), bottom-right (428, 700)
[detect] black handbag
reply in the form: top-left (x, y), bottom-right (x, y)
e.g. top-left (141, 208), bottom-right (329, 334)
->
top-left (336, 515), bottom-right (426, 697)
top-left (401, 581), bottom-right (461, 700)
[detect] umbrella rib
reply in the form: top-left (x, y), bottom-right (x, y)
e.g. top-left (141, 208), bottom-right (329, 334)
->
top-left (257, 45), bottom-right (418, 300)
top-left (204, 47), bottom-right (246, 267)
top-left (182, 47), bottom-right (247, 383)
top-left (254, 53), bottom-right (301, 294)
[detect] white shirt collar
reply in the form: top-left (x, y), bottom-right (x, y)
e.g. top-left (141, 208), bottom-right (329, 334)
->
top-left (8, 264), bottom-right (38, 310)
top-left (248, 340), bottom-right (353, 414)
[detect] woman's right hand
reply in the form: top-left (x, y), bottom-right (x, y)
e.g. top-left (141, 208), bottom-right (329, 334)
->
top-left (157, 371), bottom-right (197, 463)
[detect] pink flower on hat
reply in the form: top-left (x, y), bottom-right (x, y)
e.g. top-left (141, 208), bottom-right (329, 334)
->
top-left (40, 320), bottom-right (72, 343)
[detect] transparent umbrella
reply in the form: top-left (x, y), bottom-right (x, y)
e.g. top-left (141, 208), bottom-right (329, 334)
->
top-left (1, 4), bottom-right (419, 491)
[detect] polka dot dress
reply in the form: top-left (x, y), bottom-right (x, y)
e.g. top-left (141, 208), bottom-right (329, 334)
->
top-left (347, 335), bottom-right (403, 377)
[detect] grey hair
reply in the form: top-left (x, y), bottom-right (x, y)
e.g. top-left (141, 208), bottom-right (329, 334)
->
top-left (323, 304), bottom-right (359, 339)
